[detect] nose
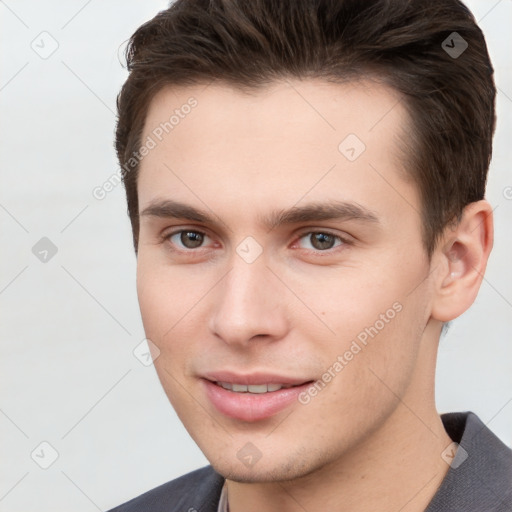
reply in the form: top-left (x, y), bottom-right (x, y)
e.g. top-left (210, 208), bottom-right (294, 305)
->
top-left (208, 252), bottom-right (289, 348)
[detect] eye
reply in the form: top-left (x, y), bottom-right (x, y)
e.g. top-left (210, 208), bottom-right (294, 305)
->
top-left (166, 229), bottom-right (211, 250)
top-left (296, 231), bottom-right (347, 251)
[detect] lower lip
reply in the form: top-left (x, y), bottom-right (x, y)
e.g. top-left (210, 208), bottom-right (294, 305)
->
top-left (202, 379), bottom-right (312, 422)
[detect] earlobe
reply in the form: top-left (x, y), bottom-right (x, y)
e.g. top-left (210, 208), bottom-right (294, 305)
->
top-left (431, 200), bottom-right (494, 322)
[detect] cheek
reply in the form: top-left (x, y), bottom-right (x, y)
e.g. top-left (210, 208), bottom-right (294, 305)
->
top-left (136, 267), bottom-right (171, 340)
top-left (297, 305), bottom-right (421, 446)
top-left (136, 261), bottom-right (201, 411)
top-left (300, 261), bottom-right (426, 398)
top-left (136, 255), bottom-right (208, 340)
top-left (136, 257), bottom-right (224, 393)
top-left (286, 264), bottom-right (400, 343)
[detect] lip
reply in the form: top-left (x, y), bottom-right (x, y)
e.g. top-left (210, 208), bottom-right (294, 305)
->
top-left (201, 372), bottom-right (314, 422)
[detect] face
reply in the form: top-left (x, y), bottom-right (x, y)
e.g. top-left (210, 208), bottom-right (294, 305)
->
top-left (136, 79), bottom-right (436, 482)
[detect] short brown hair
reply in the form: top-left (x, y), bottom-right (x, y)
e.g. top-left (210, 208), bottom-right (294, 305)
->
top-left (115, 0), bottom-right (496, 257)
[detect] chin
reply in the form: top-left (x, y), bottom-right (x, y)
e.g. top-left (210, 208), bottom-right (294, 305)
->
top-left (209, 451), bottom-right (323, 484)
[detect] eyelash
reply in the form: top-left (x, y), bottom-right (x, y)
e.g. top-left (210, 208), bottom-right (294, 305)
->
top-left (161, 228), bottom-right (352, 255)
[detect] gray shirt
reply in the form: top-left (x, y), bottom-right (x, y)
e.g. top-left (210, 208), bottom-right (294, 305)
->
top-left (108, 411), bottom-right (512, 511)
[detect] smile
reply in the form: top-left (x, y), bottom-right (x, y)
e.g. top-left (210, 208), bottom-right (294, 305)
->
top-left (203, 378), bottom-right (314, 421)
top-left (215, 382), bottom-right (298, 393)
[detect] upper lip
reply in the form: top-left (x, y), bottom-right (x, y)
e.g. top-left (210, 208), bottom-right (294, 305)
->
top-left (202, 370), bottom-right (312, 386)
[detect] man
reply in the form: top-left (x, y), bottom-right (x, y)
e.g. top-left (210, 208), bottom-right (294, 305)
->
top-left (108, 0), bottom-right (511, 510)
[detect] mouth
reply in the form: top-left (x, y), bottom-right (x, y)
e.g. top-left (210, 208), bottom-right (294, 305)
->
top-left (213, 381), bottom-right (307, 393)
top-left (201, 373), bottom-right (315, 422)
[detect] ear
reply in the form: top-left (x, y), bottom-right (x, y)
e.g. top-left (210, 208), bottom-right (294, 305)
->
top-left (430, 200), bottom-right (494, 322)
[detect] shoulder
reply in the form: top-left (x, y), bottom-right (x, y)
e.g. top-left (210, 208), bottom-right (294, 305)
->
top-left (106, 465), bottom-right (225, 512)
top-left (426, 411), bottom-right (512, 511)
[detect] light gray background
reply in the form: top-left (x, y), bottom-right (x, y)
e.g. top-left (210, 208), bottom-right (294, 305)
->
top-left (1, 1), bottom-right (511, 510)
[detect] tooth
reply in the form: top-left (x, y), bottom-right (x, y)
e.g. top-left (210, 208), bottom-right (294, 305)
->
top-left (247, 384), bottom-right (268, 393)
top-left (216, 382), bottom-right (297, 393)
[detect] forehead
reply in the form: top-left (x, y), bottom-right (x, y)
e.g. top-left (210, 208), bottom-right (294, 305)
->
top-left (142, 78), bottom-right (408, 149)
top-left (137, 78), bottom-right (417, 229)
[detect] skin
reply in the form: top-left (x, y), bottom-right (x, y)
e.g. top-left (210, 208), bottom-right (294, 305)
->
top-left (135, 79), bottom-right (493, 512)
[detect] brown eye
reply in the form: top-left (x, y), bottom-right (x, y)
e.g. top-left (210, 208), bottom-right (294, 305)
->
top-left (181, 231), bottom-right (204, 248)
top-left (297, 232), bottom-right (344, 251)
top-left (167, 230), bottom-right (209, 249)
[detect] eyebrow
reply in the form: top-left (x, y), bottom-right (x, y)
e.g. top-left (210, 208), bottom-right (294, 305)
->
top-left (139, 199), bottom-right (380, 231)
